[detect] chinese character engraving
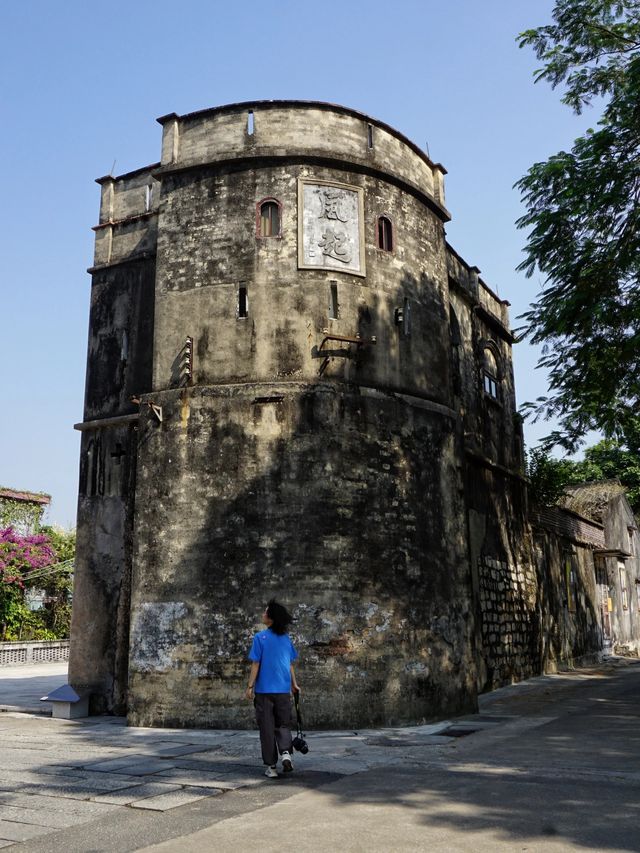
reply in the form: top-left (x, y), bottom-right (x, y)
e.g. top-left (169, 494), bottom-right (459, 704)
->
top-left (319, 188), bottom-right (349, 223)
top-left (300, 180), bottom-right (364, 275)
top-left (318, 226), bottom-right (352, 264)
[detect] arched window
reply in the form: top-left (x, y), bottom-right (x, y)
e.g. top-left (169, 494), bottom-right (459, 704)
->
top-left (482, 346), bottom-right (499, 399)
top-left (257, 199), bottom-right (281, 238)
top-left (377, 216), bottom-right (393, 252)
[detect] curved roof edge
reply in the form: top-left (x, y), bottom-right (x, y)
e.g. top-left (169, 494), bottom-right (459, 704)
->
top-left (156, 100), bottom-right (446, 176)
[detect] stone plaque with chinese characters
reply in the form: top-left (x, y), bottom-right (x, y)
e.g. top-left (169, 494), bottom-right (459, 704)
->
top-left (298, 179), bottom-right (365, 276)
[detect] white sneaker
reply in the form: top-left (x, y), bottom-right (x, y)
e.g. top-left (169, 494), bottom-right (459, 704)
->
top-left (265, 766), bottom-right (278, 778)
top-left (281, 751), bottom-right (294, 773)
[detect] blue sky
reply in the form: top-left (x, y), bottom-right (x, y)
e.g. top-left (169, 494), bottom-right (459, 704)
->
top-left (1, 1), bottom-right (596, 527)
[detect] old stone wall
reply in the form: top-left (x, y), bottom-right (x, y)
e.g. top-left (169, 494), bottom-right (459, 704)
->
top-left (157, 102), bottom-right (446, 210)
top-left (127, 384), bottom-right (476, 728)
top-left (71, 100), bottom-right (529, 727)
top-left (477, 555), bottom-right (540, 686)
top-left (531, 506), bottom-right (606, 670)
top-left (152, 166), bottom-right (451, 402)
top-left (69, 254), bottom-right (155, 712)
top-left (602, 495), bottom-right (640, 652)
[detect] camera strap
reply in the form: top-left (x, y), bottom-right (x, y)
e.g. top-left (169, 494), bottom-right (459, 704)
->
top-left (294, 690), bottom-right (305, 737)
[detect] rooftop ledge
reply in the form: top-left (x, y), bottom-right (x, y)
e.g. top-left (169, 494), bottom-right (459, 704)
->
top-left (156, 100), bottom-right (446, 176)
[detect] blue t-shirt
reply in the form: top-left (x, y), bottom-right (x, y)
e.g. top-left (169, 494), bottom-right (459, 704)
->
top-left (248, 629), bottom-right (298, 694)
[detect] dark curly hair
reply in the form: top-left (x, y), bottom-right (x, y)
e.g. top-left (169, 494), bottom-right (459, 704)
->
top-left (266, 599), bottom-right (293, 635)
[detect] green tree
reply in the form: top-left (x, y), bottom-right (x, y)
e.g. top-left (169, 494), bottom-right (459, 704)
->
top-left (565, 436), bottom-right (640, 513)
top-left (38, 526), bottom-right (75, 637)
top-left (516, 1), bottom-right (640, 454)
top-left (0, 526), bottom-right (75, 641)
top-left (526, 447), bottom-right (577, 506)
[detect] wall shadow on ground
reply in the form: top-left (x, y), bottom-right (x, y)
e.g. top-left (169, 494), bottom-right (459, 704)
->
top-left (12, 661), bottom-right (640, 852)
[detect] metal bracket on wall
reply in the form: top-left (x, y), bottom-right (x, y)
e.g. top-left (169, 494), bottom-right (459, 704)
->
top-left (315, 333), bottom-right (377, 377)
top-left (131, 397), bottom-right (163, 424)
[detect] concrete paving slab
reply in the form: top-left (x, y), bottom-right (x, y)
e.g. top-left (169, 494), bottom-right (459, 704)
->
top-left (82, 757), bottom-right (174, 775)
top-left (137, 743), bottom-right (214, 758)
top-left (181, 776), bottom-right (263, 791)
top-left (1, 770), bottom-right (141, 791)
top-left (92, 783), bottom-right (181, 805)
top-left (0, 803), bottom-right (104, 829)
top-left (0, 820), bottom-right (52, 842)
top-left (16, 776), bottom-right (144, 799)
top-left (129, 786), bottom-right (220, 811)
top-left (151, 769), bottom-right (227, 787)
top-left (0, 790), bottom-right (121, 817)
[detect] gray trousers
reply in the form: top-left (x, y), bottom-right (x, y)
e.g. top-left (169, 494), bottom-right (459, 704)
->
top-left (254, 693), bottom-right (293, 766)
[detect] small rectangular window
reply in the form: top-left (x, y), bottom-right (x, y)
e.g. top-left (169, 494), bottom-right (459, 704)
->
top-left (238, 286), bottom-right (248, 319)
top-left (247, 111), bottom-right (254, 136)
top-left (145, 183), bottom-right (153, 212)
top-left (329, 282), bottom-right (338, 319)
top-left (619, 560), bottom-right (629, 610)
top-left (367, 124), bottom-right (374, 149)
top-left (483, 373), bottom-right (498, 398)
top-left (627, 527), bottom-right (636, 556)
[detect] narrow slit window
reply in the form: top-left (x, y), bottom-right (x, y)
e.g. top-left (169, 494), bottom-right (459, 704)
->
top-left (145, 183), bottom-right (153, 212)
top-left (247, 110), bottom-right (254, 136)
top-left (258, 200), bottom-right (281, 237)
top-left (238, 286), bottom-right (248, 319)
top-left (367, 123), bottom-right (374, 149)
top-left (329, 282), bottom-right (338, 319)
top-left (565, 555), bottom-right (577, 612)
top-left (377, 216), bottom-right (393, 251)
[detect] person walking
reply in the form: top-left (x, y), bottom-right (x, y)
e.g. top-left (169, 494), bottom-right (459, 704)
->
top-left (246, 599), bottom-right (300, 778)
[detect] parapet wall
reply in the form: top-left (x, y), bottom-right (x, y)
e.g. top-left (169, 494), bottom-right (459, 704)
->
top-left (157, 101), bottom-right (447, 214)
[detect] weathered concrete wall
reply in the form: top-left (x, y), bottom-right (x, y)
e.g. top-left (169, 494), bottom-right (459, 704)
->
top-left (157, 102), bottom-right (446, 209)
top-left (534, 528), bottom-right (602, 671)
top-left (152, 165), bottom-right (451, 403)
top-left (69, 423), bottom-right (137, 713)
top-left (465, 460), bottom-right (535, 691)
top-left (73, 101), bottom-right (525, 724)
top-left (601, 495), bottom-right (640, 652)
top-left (447, 248), bottom-right (521, 474)
top-left (82, 261), bottom-right (156, 420)
top-left (127, 384), bottom-right (477, 728)
top-left (69, 254), bottom-right (156, 712)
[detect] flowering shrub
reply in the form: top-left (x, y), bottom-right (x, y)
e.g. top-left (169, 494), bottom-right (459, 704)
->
top-left (0, 527), bottom-right (72, 641)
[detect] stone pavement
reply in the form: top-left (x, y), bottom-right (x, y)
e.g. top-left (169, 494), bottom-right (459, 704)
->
top-left (1, 658), bottom-right (639, 851)
top-left (0, 662), bottom-right (67, 715)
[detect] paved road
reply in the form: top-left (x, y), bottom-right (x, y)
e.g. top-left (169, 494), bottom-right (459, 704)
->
top-left (0, 663), bottom-right (68, 714)
top-left (0, 658), bottom-right (639, 852)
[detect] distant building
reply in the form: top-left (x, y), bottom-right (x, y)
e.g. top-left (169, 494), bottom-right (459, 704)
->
top-left (0, 488), bottom-right (50, 534)
top-left (562, 482), bottom-right (640, 656)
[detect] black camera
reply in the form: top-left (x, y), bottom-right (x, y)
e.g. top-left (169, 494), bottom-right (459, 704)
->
top-left (292, 735), bottom-right (309, 754)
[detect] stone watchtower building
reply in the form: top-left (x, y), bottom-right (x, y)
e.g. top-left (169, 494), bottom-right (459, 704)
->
top-left (70, 101), bottom-right (524, 727)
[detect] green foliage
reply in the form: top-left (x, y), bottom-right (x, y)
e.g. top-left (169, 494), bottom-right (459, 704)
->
top-left (527, 447), bottom-right (576, 506)
top-left (527, 438), bottom-right (640, 515)
top-left (565, 438), bottom-right (640, 512)
top-left (0, 526), bottom-right (75, 641)
top-left (518, 1), bottom-right (640, 112)
top-left (0, 492), bottom-right (49, 533)
top-left (516, 2), bottom-right (640, 452)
